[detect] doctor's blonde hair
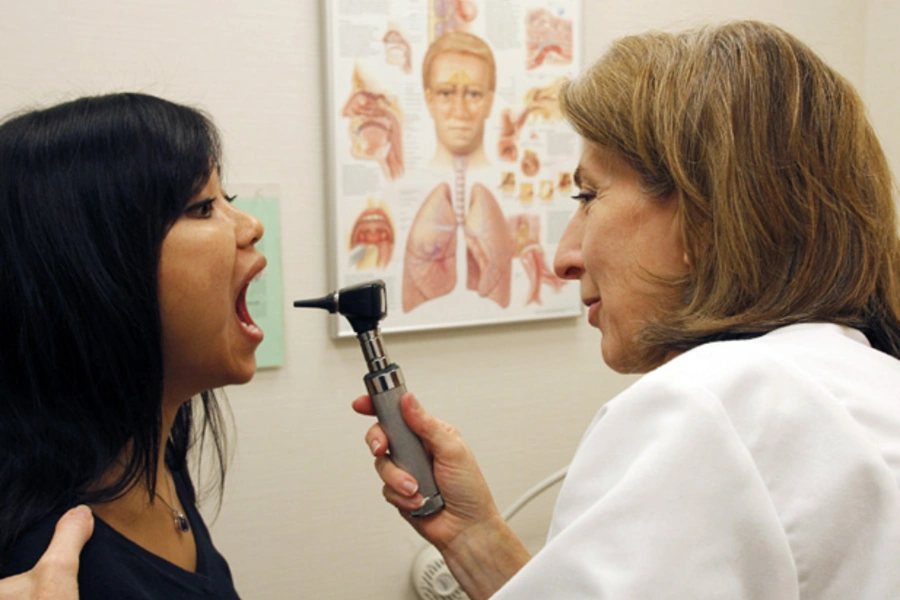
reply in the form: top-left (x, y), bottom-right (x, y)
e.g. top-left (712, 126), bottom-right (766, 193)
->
top-left (559, 20), bottom-right (900, 363)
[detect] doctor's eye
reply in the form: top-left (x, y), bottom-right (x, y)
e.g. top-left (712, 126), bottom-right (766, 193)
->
top-left (571, 191), bottom-right (596, 206)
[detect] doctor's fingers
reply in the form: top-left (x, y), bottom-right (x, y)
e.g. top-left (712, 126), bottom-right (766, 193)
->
top-left (399, 394), bottom-right (472, 466)
top-left (363, 394), bottom-right (466, 459)
top-left (382, 482), bottom-right (428, 513)
top-left (374, 453), bottom-right (423, 506)
top-left (2, 506), bottom-right (95, 600)
top-left (36, 506), bottom-right (93, 574)
top-left (351, 394), bottom-right (376, 416)
top-left (365, 422), bottom-right (390, 456)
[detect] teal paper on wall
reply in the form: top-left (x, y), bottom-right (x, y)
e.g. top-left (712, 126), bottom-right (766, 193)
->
top-left (234, 193), bottom-right (284, 368)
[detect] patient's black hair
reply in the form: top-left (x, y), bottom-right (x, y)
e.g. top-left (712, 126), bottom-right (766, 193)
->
top-left (0, 93), bottom-right (228, 556)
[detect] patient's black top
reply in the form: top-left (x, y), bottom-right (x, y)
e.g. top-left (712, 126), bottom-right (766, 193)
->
top-left (0, 470), bottom-right (240, 599)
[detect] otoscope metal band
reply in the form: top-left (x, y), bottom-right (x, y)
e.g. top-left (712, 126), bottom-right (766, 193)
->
top-left (357, 329), bottom-right (391, 372)
top-left (364, 364), bottom-right (404, 395)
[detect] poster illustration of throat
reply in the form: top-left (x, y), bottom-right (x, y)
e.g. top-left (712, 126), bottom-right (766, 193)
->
top-left (325, 0), bottom-right (583, 337)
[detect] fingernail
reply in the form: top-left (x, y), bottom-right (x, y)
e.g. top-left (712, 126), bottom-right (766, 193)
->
top-left (370, 439), bottom-right (381, 453)
top-left (402, 480), bottom-right (418, 496)
top-left (71, 505), bottom-right (92, 520)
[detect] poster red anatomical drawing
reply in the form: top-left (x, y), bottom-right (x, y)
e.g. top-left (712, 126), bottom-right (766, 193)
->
top-left (325, 0), bottom-right (583, 336)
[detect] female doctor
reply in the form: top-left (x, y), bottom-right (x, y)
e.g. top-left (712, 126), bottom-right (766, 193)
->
top-left (355, 20), bottom-right (900, 599)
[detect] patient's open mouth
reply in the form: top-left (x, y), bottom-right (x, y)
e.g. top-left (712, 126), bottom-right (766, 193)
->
top-left (236, 282), bottom-right (263, 337)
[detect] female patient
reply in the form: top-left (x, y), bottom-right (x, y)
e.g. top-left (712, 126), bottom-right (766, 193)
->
top-left (0, 93), bottom-right (265, 598)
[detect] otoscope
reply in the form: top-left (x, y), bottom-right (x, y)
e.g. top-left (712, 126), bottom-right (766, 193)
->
top-left (293, 281), bottom-right (444, 517)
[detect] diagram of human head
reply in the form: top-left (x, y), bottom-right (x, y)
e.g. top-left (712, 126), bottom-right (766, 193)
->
top-left (341, 65), bottom-right (405, 180)
top-left (383, 26), bottom-right (411, 74)
top-left (421, 32), bottom-right (496, 168)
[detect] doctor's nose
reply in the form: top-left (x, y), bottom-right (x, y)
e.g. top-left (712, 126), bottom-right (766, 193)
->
top-left (553, 214), bottom-right (584, 281)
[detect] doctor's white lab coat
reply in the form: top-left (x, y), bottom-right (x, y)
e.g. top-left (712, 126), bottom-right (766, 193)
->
top-left (494, 323), bottom-right (900, 599)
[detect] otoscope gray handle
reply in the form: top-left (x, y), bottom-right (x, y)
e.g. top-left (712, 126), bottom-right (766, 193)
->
top-left (369, 380), bottom-right (444, 517)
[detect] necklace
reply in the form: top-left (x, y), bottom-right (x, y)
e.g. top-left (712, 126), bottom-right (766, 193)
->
top-left (155, 470), bottom-right (190, 533)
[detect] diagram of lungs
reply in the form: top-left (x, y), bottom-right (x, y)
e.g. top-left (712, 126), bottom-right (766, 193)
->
top-left (402, 183), bottom-right (457, 310)
top-left (403, 182), bottom-right (514, 312)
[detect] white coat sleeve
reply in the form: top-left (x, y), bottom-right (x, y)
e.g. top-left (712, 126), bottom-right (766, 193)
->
top-left (492, 374), bottom-right (799, 600)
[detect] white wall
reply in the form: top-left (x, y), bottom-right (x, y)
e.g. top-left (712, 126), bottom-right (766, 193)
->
top-left (0, 1), bottom-right (891, 598)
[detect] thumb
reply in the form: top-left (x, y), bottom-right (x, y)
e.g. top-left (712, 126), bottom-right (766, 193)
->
top-left (39, 505), bottom-right (94, 570)
top-left (400, 393), bottom-right (454, 453)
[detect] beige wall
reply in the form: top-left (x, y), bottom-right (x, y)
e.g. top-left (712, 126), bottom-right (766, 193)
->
top-left (865, 0), bottom-right (900, 180)
top-left (0, 1), bottom-right (890, 598)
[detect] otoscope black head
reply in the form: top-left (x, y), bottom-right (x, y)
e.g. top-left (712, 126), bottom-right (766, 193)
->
top-left (293, 280), bottom-right (387, 334)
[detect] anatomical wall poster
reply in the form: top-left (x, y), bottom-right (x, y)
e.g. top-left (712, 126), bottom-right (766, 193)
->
top-left (324, 0), bottom-right (583, 336)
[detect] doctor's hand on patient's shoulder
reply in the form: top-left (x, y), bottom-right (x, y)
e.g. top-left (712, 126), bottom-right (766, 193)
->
top-left (0, 505), bottom-right (93, 600)
top-left (352, 393), bottom-right (531, 599)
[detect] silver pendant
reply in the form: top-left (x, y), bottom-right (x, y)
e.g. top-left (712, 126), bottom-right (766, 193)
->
top-left (174, 512), bottom-right (190, 533)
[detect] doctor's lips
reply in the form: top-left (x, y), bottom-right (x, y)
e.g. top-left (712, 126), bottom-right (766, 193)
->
top-left (583, 296), bottom-right (601, 325)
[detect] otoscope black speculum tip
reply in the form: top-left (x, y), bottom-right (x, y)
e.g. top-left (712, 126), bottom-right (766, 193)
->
top-left (292, 292), bottom-right (338, 313)
top-left (293, 280), bottom-right (387, 334)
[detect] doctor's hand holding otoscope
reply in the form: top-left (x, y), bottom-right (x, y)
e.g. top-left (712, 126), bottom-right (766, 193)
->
top-left (351, 377), bottom-right (531, 600)
top-left (293, 281), bottom-right (444, 517)
top-left (295, 280), bottom-right (531, 599)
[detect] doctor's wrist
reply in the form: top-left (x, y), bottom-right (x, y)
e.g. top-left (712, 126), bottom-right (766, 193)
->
top-left (439, 515), bottom-right (531, 600)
